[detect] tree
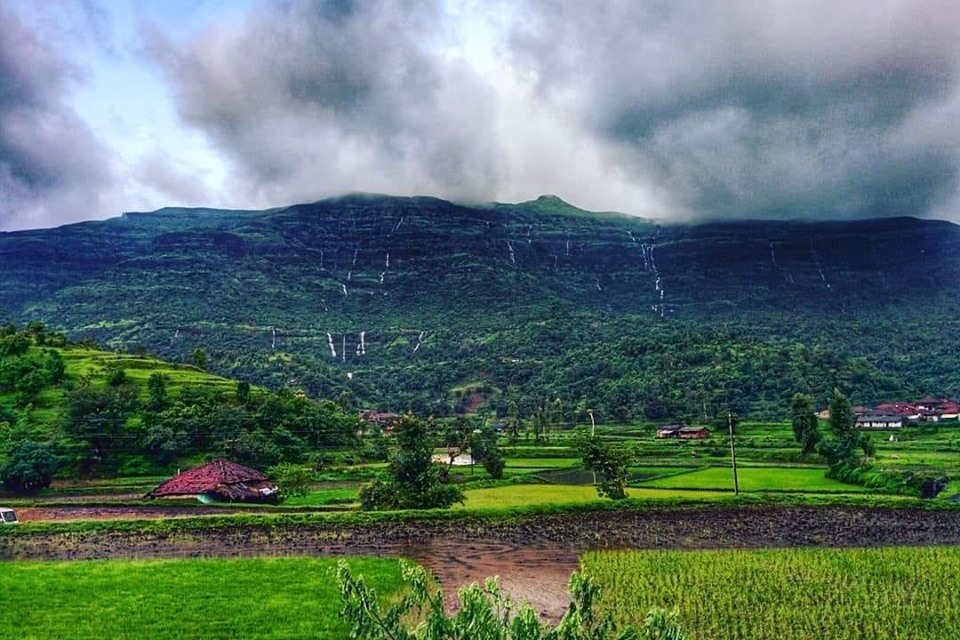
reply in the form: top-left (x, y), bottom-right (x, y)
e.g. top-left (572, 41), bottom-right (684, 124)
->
top-left (505, 400), bottom-right (522, 443)
top-left (359, 415), bottom-right (464, 510)
top-left (146, 373), bottom-right (170, 413)
top-left (828, 389), bottom-right (856, 441)
top-left (818, 389), bottom-right (872, 468)
top-left (1, 441), bottom-right (57, 493)
top-left (236, 380), bottom-right (251, 405)
top-left (334, 559), bottom-right (685, 639)
top-left (471, 428), bottom-right (505, 479)
top-left (62, 384), bottom-right (139, 475)
top-left (791, 393), bottom-right (821, 455)
top-left (577, 434), bottom-right (635, 500)
top-left (44, 350), bottom-right (66, 385)
top-left (106, 365), bottom-right (127, 387)
top-left (267, 462), bottom-right (313, 499)
top-left (191, 348), bottom-right (208, 371)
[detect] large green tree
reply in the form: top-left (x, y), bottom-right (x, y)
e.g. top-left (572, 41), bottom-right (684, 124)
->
top-left (577, 434), bottom-right (635, 500)
top-left (818, 389), bottom-right (872, 468)
top-left (471, 427), bottom-right (505, 479)
top-left (1, 440), bottom-right (57, 493)
top-left (61, 383), bottom-right (140, 475)
top-left (359, 415), bottom-right (464, 510)
top-left (791, 393), bottom-right (821, 456)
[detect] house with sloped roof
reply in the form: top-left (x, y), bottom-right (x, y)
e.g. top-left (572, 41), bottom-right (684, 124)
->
top-left (146, 459), bottom-right (279, 504)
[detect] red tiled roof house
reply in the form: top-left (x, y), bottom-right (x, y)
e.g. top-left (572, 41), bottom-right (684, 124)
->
top-left (147, 459), bottom-right (279, 504)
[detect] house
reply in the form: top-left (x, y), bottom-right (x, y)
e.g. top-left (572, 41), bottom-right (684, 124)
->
top-left (856, 415), bottom-right (904, 429)
top-left (657, 424), bottom-right (684, 439)
top-left (146, 459), bottom-right (279, 504)
top-left (657, 424), bottom-right (710, 439)
top-left (678, 426), bottom-right (710, 439)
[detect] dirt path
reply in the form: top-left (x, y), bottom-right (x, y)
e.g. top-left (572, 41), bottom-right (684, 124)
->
top-left (4, 506), bottom-right (960, 620)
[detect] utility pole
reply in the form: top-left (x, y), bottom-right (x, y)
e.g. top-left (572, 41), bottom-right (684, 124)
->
top-left (728, 412), bottom-right (739, 495)
top-left (588, 410), bottom-right (597, 486)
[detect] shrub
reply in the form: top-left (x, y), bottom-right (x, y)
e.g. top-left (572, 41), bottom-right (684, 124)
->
top-left (1, 440), bottom-right (57, 493)
top-left (334, 559), bottom-right (685, 639)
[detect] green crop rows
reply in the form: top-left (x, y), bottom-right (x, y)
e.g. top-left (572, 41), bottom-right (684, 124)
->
top-left (583, 546), bottom-right (960, 640)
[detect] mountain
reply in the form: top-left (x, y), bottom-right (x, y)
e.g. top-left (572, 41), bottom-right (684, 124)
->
top-left (2, 194), bottom-right (960, 421)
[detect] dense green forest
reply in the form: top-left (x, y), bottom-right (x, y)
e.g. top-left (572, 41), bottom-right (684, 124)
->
top-left (2, 194), bottom-right (959, 419)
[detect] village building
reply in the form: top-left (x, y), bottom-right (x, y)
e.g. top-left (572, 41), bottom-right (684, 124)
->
top-left (678, 426), bottom-right (711, 439)
top-left (856, 415), bottom-right (904, 429)
top-left (358, 410), bottom-right (402, 435)
top-left (657, 424), bottom-right (684, 439)
top-left (656, 424), bottom-right (710, 439)
top-left (146, 459), bottom-right (279, 504)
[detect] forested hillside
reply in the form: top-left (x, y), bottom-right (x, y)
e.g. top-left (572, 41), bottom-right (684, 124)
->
top-left (2, 194), bottom-right (960, 420)
top-left (0, 325), bottom-right (360, 478)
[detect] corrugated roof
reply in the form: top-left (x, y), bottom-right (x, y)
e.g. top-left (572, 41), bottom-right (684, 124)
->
top-left (148, 459), bottom-right (268, 497)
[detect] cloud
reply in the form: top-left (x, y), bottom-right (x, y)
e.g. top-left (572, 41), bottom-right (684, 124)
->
top-left (0, 2), bottom-right (117, 230)
top-left (133, 149), bottom-right (212, 205)
top-left (509, 0), bottom-right (960, 220)
top-left (149, 0), bottom-right (502, 208)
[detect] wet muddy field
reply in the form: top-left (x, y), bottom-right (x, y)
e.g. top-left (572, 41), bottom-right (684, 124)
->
top-left (4, 506), bottom-right (960, 619)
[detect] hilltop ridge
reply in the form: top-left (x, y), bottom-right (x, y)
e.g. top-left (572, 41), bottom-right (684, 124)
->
top-left (2, 194), bottom-right (959, 420)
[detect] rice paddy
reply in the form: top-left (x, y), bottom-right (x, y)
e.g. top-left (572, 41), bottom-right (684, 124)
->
top-left (583, 546), bottom-right (960, 640)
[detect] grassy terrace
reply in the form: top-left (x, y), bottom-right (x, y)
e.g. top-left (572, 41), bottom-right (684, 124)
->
top-left (636, 466), bottom-right (870, 493)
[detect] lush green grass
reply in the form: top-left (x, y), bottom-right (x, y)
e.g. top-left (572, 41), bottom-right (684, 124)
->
top-left (504, 457), bottom-right (580, 469)
top-left (460, 484), bottom-right (727, 508)
top-left (637, 465), bottom-right (870, 493)
top-left (584, 546), bottom-right (960, 640)
top-left (0, 557), bottom-right (404, 640)
top-left (57, 347), bottom-right (238, 397)
top-left (281, 487), bottom-right (359, 507)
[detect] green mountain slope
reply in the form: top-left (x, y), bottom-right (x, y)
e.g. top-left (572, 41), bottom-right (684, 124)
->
top-left (0, 328), bottom-right (360, 476)
top-left (2, 194), bottom-right (960, 420)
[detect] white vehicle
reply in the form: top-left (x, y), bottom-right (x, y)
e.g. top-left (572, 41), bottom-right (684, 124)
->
top-left (0, 508), bottom-right (18, 524)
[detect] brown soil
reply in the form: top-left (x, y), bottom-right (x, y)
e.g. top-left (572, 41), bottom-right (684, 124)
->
top-left (4, 506), bottom-right (960, 620)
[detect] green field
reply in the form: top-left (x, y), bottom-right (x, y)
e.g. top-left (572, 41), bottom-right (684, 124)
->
top-left (584, 546), bottom-right (960, 640)
top-left (460, 484), bottom-right (727, 508)
top-left (637, 465), bottom-right (870, 493)
top-left (281, 487), bottom-right (359, 507)
top-left (0, 557), bottom-right (404, 640)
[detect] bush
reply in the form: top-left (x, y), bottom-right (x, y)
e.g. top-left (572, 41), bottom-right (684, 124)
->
top-left (268, 462), bottom-right (314, 499)
top-left (334, 559), bottom-right (686, 639)
top-left (2, 441), bottom-right (57, 493)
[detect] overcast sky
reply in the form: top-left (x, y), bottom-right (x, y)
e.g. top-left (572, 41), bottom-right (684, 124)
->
top-left (2, 0), bottom-right (959, 230)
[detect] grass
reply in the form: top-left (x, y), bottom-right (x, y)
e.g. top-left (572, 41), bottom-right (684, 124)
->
top-left (637, 465), bottom-right (870, 493)
top-left (0, 557), bottom-right (405, 640)
top-left (460, 484), bottom-right (728, 508)
top-left (6, 345), bottom-right (244, 432)
top-left (281, 488), bottom-right (359, 507)
top-left (584, 546), bottom-right (960, 640)
top-left (504, 457), bottom-right (580, 469)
